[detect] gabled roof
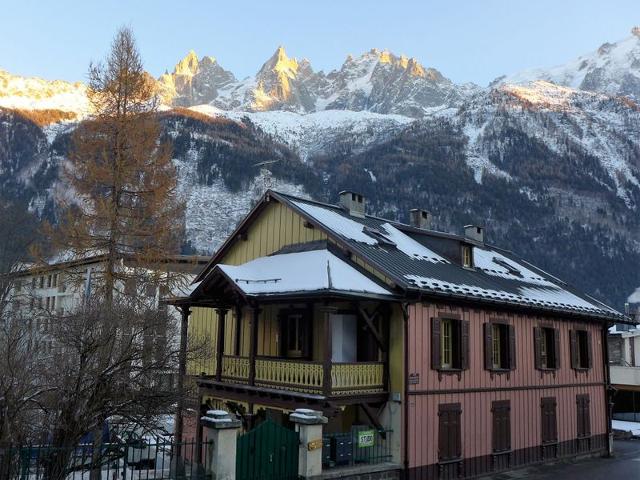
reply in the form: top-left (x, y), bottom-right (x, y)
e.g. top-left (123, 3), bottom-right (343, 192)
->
top-left (195, 190), bottom-right (627, 322)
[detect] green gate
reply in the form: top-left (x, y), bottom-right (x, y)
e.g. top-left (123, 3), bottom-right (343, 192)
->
top-left (236, 419), bottom-right (299, 480)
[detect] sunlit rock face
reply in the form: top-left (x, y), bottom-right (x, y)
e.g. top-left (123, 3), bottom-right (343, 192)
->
top-left (160, 46), bottom-right (470, 116)
top-left (317, 49), bottom-right (468, 116)
top-left (158, 50), bottom-right (237, 107)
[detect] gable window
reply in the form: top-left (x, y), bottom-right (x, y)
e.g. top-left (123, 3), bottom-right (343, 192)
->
top-left (461, 245), bottom-right (473, 268)
top-left (279, 310), bottom-right (310, 359)
top-left (534, 326), bottom-right (560, 370)
top-left (570, 329), bottom-right (592, 370)
top-left (438, 403), bottom-right (462, 461)
top-left (432, 317), bottom-right (469, 371)
top-left (484, 322), bottom-right (515, 371)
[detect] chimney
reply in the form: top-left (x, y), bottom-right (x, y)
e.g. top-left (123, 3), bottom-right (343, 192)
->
top-left (339, 191), bottom-right (365, 218)
top-left (410, 209), bottom-right (432, 229)
top-left (464, 225), bottom-right (484, 243)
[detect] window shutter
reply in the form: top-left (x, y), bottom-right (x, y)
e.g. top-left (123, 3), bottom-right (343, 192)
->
top-left (534, 327), bottom-right (542, 370)
top-left (570, 330), bottom-right (578, 369)
top-left (460, 320), bottom-right (470, 370)
top-left (584, 396), bottom-right (591, 436)
top-left (586, 331), bottom-right (593, 369)
top-left (484, 323), bottom-right (493, 370)
top-left (431, 317), bottom-right (441, 370)
top-left (508, 324), bottom-right (516, 370)
top-left (554, 329), bottom-right (561, 369)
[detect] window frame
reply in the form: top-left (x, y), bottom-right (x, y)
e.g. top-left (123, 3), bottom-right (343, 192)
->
top-left (484, 321), bottom-right (516, 372)
top-left (534, 326), bottom-right (560, 371)
top-left (278, 308), bottom-right (312, 360)
top-left (570, 329), bottom-right (592, 371)
top-left (461, 244), bottom-right (473, 269)
top-left (438, 403), bottom-right (462, 462)
top-left (491, 400), bottom-right (511, 453)
top-left (432, 316), bottom-right (469, 372)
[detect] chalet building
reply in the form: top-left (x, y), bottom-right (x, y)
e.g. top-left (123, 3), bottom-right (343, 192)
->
top-left (169, 190), bottom-right (627, 479)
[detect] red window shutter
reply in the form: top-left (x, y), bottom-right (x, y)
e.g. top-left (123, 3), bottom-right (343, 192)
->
top-left (484, 322), bottom-right (493, 370)
top-left (460, 320), bottom-right (470, 370)
top-left (431, 317), bottom-right (441, 370)
top-left (508, 324), bottom-right (516, 370)
top-left (570, 330), bottom-right (578, 369)
top-left (553, 329), bottom-right (561, 369)
top-left (534, 327), bottom-right (542, 370)
top-left (586, 331), bottom-right (593, 369)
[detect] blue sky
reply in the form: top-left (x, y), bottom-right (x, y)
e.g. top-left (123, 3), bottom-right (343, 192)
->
top-left (0, 0), bottom-right (637, 86)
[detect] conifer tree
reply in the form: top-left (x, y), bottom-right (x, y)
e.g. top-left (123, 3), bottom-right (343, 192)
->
top-left (58, 26), bottom-right (183, 304)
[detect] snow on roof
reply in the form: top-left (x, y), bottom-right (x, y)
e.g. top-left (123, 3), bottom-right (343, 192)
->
top-left (290, 200), bottom-right (378, 245)
top-left (473, 247), bottom-right (549, 285)
top-left (217, 249), bottom-right (392, 297)
top-left (379, 223), bottom-right (447, 262)
top-left (404, 274), bottom-right (614, 316)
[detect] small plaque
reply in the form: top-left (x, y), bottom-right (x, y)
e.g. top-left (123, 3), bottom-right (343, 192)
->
top-left (307, 439), bottom-right (323, 451)
top-left (357, 430), bottom-right (375, 448)
top-left (408, 373), bottom-right (420, 385)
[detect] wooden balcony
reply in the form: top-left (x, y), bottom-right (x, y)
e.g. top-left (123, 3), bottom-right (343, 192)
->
top-left (202, 355), bottom-right (385, 398)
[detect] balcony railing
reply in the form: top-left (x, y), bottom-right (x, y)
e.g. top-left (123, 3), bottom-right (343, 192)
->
top-left (204, 355), bottom-right (385, 396)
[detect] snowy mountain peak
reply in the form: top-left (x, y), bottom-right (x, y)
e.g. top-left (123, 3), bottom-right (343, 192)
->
top-left (501, 27), bottom-right (640, 100)
top-left (258, 46), bottom-right (301, 80)
top-left (174, 50), bottom-right (200, 76)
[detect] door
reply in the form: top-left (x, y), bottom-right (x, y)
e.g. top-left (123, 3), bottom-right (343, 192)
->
top-left (332, 314), bottom-right (357, 362)
top-left (236, 419), bottom-right (299, 480)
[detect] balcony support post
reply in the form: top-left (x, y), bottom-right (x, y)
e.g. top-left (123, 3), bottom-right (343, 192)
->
top-left (215, 308), bottom-right (228, 381)
top-left (248, 305), bottom-right (260, 386)
top-left (173, 303), bottom-right (191, 465)
top-left (320, 306), bottom-right (337, 397)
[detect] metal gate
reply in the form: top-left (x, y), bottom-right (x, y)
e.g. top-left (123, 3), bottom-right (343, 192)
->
top-left (236, 420), bottom-right (299, 480)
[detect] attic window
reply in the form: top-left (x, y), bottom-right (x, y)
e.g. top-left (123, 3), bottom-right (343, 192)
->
top-left (363, 226), bottom-right (396, 247)
top-left (493, 257), bottom-right (521, 277)
top-left (462, 245), bottom-right (473, 268)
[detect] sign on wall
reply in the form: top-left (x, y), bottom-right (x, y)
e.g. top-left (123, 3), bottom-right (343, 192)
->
top-left (357, 430), bottom-right (375, 448)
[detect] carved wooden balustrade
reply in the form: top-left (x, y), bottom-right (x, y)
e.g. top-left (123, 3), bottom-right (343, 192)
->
top-left (209, 355), bottom-right (385, 396)
top-left (331, 362), bottom-right (385, 395)
top-left (221, 355), bottom-right (250, 383)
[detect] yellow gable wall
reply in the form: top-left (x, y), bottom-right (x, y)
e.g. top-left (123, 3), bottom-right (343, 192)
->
top-left (220, 201), bottom-right (327, 266)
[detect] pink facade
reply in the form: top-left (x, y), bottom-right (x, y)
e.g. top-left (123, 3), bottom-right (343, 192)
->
top-left (406, 302), bottom-right (608, 478)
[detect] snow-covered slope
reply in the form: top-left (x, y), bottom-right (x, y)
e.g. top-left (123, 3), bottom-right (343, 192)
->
top-left (447, 80), bottom-right (640, 205)
top-left (0, 69), bottom-right (88, 115)
top-left (190, 105), bottom-right (414, 160)
top-left (500, 27), bottom-right (640, 99)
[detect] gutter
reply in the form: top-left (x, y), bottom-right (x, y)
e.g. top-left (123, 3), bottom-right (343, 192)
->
top-left (602, 321), bottom-right (614, 457)
top-left (401, 302), bottom-right (410, 475)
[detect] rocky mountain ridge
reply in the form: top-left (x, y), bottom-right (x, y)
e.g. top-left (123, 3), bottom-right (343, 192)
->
top-left (1, 28), bottom-right (640, 309)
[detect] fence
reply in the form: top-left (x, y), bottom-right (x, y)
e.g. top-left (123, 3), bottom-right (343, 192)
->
top-left (322, 427), bottom-right (393, 470)
top-left (0, 440), bottom-right (209, 480)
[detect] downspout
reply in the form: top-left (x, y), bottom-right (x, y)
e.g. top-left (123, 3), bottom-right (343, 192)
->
top-left (401, 302), bottom-right (410, 476)
top-left (602, 321), bottom-right (613, 457)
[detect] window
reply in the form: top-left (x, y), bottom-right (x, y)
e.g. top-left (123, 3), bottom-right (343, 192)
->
top-left (47, 275), bottom-right (52, 288)
top-left (492, 400), bottom-right (511, 453)
top-left (576, 394), bottom-right (591, 438)
top-left (279, 310), bottom-right (310, 359)
top-left (432, 317), bottom-right (469, 370)
top-left (534, 327), bottom-right (560, 370)
top-left (484, 322), bottom-right (515, 371)
top-left (438, 403), bottom-right (462, 461)
top-left (461, 245), bottom-right (473, 268)
top-left (570, 330), bottom-right (592, 370)
top-left (540, 397), bottom-right (558, 445)
top-left (39, 276), bottom-right (44, 289)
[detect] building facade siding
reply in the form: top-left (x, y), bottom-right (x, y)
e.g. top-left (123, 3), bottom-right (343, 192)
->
top-left (406, 302), bottom-right (607, 477)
